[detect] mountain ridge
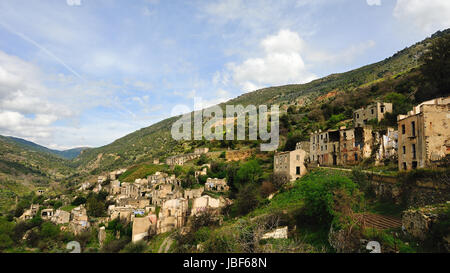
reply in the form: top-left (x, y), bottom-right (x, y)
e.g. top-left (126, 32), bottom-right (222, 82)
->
top-left (71, 29), bottom-right (450, 173)
top-left (3, 136), bottom-right (90, 160)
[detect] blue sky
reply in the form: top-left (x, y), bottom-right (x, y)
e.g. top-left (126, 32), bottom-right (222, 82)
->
top-left (0, 0), bottom-right (449, 149)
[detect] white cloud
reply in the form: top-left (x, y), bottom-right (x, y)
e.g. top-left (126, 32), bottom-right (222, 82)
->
top-left (394, 0), bottom-right (450, 33)
top-left (366, 0), bottom-right (381, 6)
top-left (224, 29), bottom-right (317, 92)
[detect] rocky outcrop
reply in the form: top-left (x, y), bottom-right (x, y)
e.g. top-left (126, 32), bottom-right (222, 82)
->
top-left (402, 202), bottom-right (449, 241)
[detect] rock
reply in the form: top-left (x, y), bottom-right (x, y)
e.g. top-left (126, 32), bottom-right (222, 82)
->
top-left (262, 226), bottom-right (288, 240)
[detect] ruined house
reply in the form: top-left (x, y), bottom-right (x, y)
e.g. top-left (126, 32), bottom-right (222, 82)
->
top-left (194, 147), bottom-right (209, 154)
top-left (397, 96), bottom-right (450, 171)
top-left (309, 126), bottom-right (375, 166)
top-left (353, 102), bottom-right (393, 127)
top-left (166, 153), bottom-right (201, 166)
top-left (19, 204), bottom-right (40, 221)
top-left (195, 167), bottom-right (208, 178)
top-left (375, 127), bottom-right (398, 165)
top-left (340, 126), bottom-right (374, 165)
top-left (157, 198), bottom-right (189, 234)
top-left (274, 149), bottom-right (308, 181)
top-left (205, 178), bottom-right (229, 192)
top-left (70, 205), bottom-right (90, 235)
top-left (120, 183), bottom-right (140, 199)
top-left (184, 188), bottom-right (204, 200)
top-left (51, 209), bottom-right (71, 224)
top-left (191, 195), bottom-right (224, 216)
top-left (310, 129), bottom-right (341, 166)
top-left (108, 205), bottom-right (134, 223)
top-left (109, 180), bottom-right (121, 195)
top-left (132, 214), bottom-right (157, 242)
top-left (40, 209), bottom-right (54, 220)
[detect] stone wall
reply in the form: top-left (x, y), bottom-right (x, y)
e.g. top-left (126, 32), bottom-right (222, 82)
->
top-left (367, 173), bottom-right (450, 207)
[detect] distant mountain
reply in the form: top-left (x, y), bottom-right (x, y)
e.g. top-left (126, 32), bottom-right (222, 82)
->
top-left (4, 136), bottom-right (90, 160)
top-left (0, 136), bottom-right (75, 212)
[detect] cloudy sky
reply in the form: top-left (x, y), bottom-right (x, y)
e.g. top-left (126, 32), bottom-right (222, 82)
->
top-left (0, 0), bottom-right (449, 150)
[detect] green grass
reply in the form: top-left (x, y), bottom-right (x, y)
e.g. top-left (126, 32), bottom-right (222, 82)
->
top-left (119, 164), bottom-right (167, 182)
top-left (60, 205), bottom-right (76, 212)
top-left (366, 201), bottom-right (405, 217)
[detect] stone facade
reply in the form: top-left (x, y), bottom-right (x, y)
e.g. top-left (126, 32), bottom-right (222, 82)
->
top-left (353, 102), bottom-right (393, 127)
top-left (51, 209), bottom-right (71, 224)
top-left (310, 126), bottom-right (375, 166)
top-left (184, 188), bottom-right (204, 200)
top-left (132, 215), bottom-right (157, 242)
top-left (397, 96), bottom-right (450, 171)
top-left (402, 203), bottom-right (449, 241)
top-left (274, 149), bottom-right (307, 181)
top-left (205, 178), bottom-right (229, 192)
top-left (166, 153), bottom-right (201, 166)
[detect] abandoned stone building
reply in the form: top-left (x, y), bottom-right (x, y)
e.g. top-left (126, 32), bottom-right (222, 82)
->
top-left (166, 153), bottom-right (201, 166)
top-left (340, 126), bottom-right (374, 165)
top-left (205, 178), bottom-right (229, 192)
top-left (157, 198), bottom-right (189, 234)
top-left (109, 180), bottom-right (121, 195)
top-left (375, 127), bottom-right (398, 165)
top-left (191, 195), bottom-right (222, 216)
top-left (132, 215), bottom-right (157, 242)
top-left (19, 204), bottom-right (40, 221)
top-left (194, 147), bottom-right (209, 154)
top-left (41, 209), bottom-right (54, 220)
top-left (274, 149), bottom-right (307, 181)
top-left (70, 205), bottom-right (90, 235)
top-left (310, 129), bottom-right (341, 166)
top-left (397, 96), bottom-right (450, 171)
top-left (353, 102), bottom-right (393, 127)
top-left (195, 167), bottom-right (208, 178)
top-left (184, 187), bottom-right (204, 200)
top-left (51, 209), bottom-right (71, 225)
top-left (120, 182), bottom-right (140, 199)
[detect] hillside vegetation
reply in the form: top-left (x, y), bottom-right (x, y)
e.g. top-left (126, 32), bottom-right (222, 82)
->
top-left (70, 29), bottom-right (450, 175)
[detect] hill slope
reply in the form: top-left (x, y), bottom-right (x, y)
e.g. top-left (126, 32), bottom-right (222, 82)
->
top-left (72, 29), bottom-right (450, 174)
top-left (0, 136), bottom-right (74, 213)
top-left (5, 136), bottom-right (90, 160)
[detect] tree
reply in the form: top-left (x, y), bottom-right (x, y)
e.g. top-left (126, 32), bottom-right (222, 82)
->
top-left (86, 196), bottom-right (106, 217)
top-left (236, 160), bottom-right (263, 187)
top-left (283, 133), bottom-right (303, 151)
top-left (235, 184), bottom-right (261, 216)
top-left (271, 172), bottom-right (290, 190)
top-left (40, 222), bottom-right (60, 239)
top-left (298, 172), bottom-right (360, 224)
top-left (196, 154), bottom-right (208, 166)
top-left (72, 196), bottom-right (87, 206)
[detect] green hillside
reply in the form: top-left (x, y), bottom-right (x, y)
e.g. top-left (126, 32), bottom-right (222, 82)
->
top-left (0, 136), bottom-right (73, 213)
top-left (72, 29), bottom-right (450, 174)
top-left (5, 136), bottom-right (89, 160)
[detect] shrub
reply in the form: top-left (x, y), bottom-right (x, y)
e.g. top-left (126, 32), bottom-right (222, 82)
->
top-left (40, 222), bottom-right (60, 239)
top-left (260, 181), bottom-right (276, 198)
top-left (235, 184), bottom-right (261, 216)
top-left (120, 241), bottom-right (148, 253)
top-left (298, 171), bottom-right (359, 224)
top-left (236, 160), bottom-right (263, 187)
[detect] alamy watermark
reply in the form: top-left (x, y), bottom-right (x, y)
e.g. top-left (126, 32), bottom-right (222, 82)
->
top-left (171, 97), bottom-right (279, 151)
